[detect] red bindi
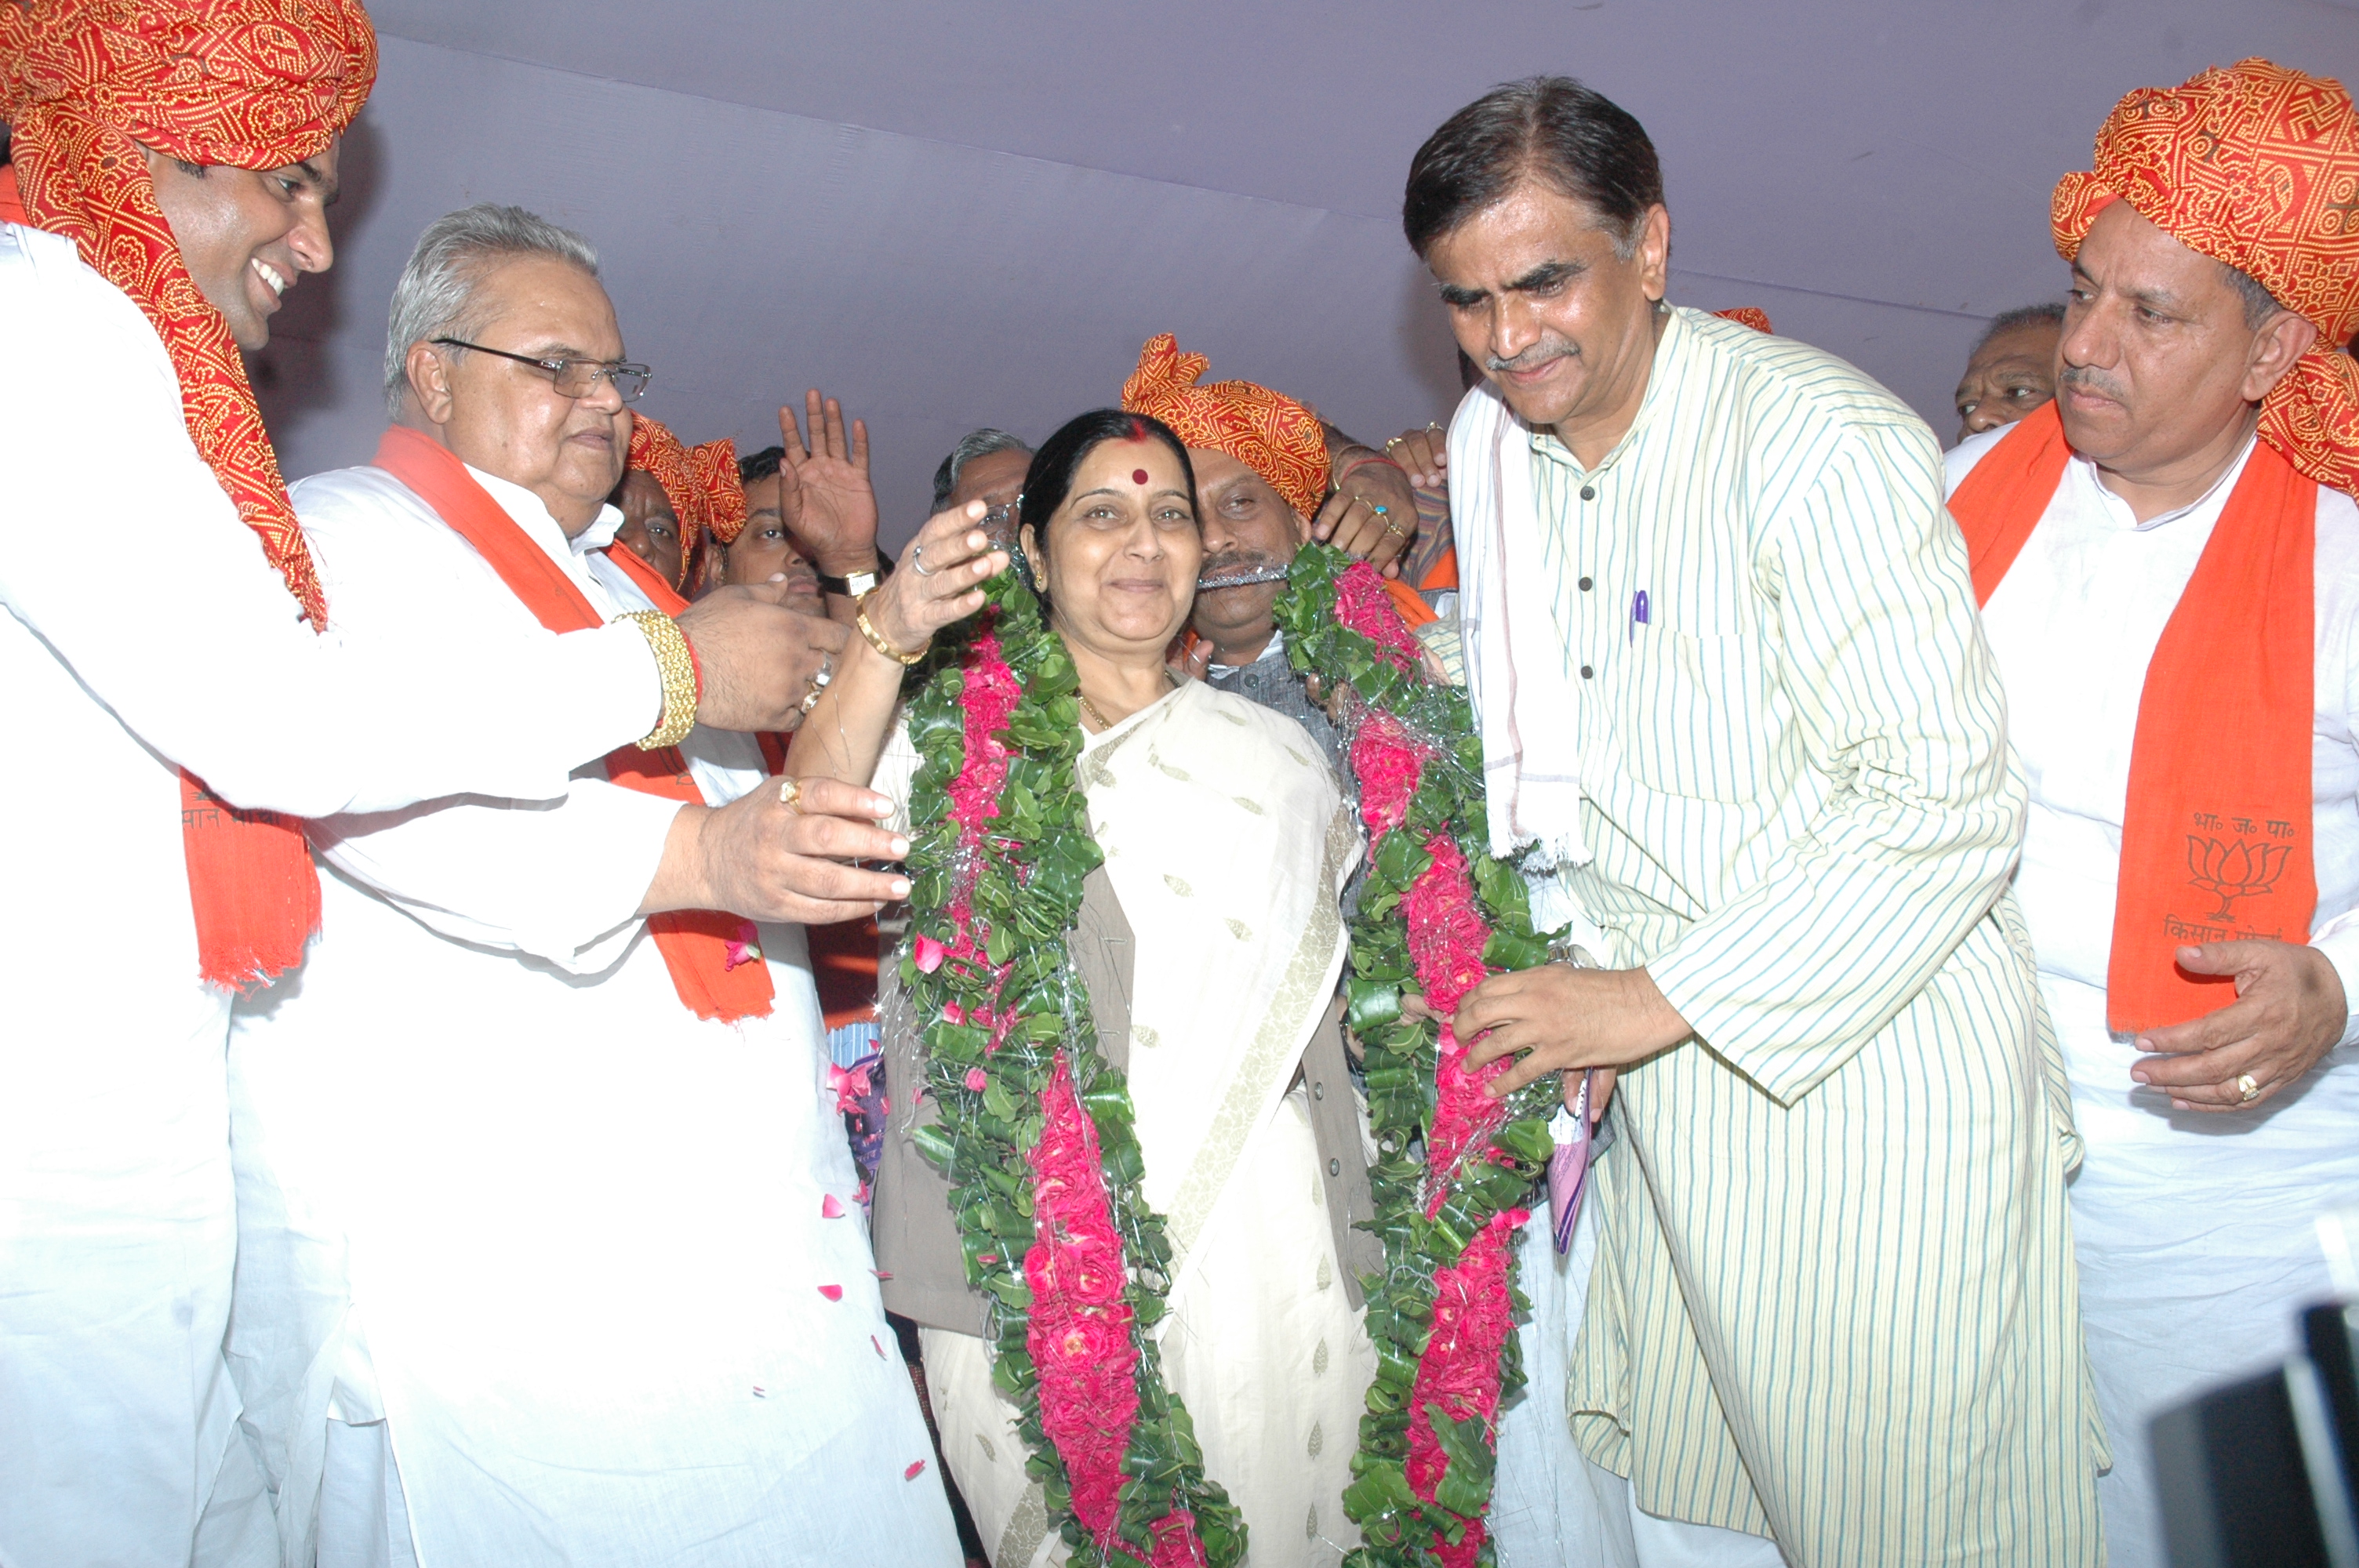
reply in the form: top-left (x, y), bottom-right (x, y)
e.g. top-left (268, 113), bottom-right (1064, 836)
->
top-left (1132, 469), bottom-right (1149, 485)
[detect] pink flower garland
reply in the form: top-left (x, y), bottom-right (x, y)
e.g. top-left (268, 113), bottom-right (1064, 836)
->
top-left (1339, 563), bottom-right (1528, 1566)
top-left (1024, 1051), bottom-right (1143, 1539)
top-left (921, 612), bottom-right (1213, 1564)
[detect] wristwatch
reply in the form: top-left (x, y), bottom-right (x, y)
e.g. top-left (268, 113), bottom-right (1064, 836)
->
top-left (816, 562), bottom-right (881, 597)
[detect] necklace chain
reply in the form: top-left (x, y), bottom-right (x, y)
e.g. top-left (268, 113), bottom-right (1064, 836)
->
top-left (1078, 689), bottom-right (1112, 731)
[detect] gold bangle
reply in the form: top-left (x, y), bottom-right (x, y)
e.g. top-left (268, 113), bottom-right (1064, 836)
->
top-left (855, 590), bottom-right (925, 666)
top-left (620, 609), bottom-right (698, 750)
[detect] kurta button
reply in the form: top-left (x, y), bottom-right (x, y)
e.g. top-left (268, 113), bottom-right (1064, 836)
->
top-left (1579, 485), bottom-right (1596, 500)
top-left (1311, 1082), bottom-right (1325, 1100)
top-left (1580, 664), bottom-right (1594, 679)
top-left (1327, 1158), bottom-right (1341, 1177)
top-left (1578, 575), bottom-right (1594, 591)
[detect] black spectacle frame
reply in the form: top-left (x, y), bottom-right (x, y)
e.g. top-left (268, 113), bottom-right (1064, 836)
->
top-left (431, 338), bottom-right (652, 403)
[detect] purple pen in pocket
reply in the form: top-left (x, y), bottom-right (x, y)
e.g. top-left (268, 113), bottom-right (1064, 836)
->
top-left (1549, 1069), bottom-right (1596, 1253)
top-left (1628, 589), bottom-right (1649, 644)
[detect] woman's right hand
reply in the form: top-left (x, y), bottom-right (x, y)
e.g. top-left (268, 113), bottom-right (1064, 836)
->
top-left (864, 502), bottom-right (1009, 657)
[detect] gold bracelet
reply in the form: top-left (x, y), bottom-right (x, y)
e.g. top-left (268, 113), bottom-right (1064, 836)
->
top-left (620, 609), bottom-right (699, 750)
top-left (855, 590), bottom-right (925, 666)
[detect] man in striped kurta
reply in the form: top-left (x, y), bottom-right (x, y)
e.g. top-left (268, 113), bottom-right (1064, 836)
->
top-left (1409, 78), bottom-right (2103, 1565)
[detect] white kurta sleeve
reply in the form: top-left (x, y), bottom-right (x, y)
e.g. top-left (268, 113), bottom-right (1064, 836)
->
top-left (0, 225), bottom-right (660, 816)
top-left (1648, 419), bottom-right (2027, 1102)
top-left (309, 779), bottom-right (678, 971)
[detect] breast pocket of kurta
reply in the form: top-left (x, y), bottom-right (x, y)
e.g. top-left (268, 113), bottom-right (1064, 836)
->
top-left (1612, 629), bottom-right (1769, 805)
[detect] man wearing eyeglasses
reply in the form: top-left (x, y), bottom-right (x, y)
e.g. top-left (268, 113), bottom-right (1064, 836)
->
top-left (220, 201), bottom-right (964, 1566)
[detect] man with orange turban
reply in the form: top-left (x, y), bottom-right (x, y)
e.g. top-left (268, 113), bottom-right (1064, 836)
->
top-left (1945, 59), bottom-right (2359, 1562)
top-left (618, 413), bottom-right (745, 590)
top-left (1121, 332), bottom-right (1434, 770)
top-left (0, 6), bottom-right (875, 1563)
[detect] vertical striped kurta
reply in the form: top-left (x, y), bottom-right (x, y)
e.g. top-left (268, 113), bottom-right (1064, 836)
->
top-left (1462, 308), bottom-right (2104, 1566)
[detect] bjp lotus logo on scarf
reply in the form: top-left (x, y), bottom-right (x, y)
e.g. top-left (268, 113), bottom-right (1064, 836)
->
top-left (2186, 835), bottom-right (2293, 921)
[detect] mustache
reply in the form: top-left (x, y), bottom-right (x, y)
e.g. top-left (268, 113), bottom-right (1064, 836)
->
top-left (1488, 336), bottom-right (1577, 374)
top-left (2057, 364), bottom-right (2127, 401)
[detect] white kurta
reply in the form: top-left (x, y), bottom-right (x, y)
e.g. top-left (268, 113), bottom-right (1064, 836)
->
top-left (1952, 425), bottom-right (2359, 1567)
top-left (0, 225), bottom-right (662, 1568)
top-left (223, 462), bottom-right (961, 1567)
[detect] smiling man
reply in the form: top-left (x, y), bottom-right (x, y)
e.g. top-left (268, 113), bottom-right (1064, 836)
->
top-left (1946, 60), bottom-right (2359, 1563)
top-left (1, 9), bottom-right (866, 1566)
top-left (223, 204), bottom-right (960, 1565)
top-left (1418, 78), bottom-right (2099, 1566)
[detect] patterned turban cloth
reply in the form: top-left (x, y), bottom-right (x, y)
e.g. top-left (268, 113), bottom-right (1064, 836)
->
top-left (1120, 332), bottom-right (1330, 521)
top-left (626, 416), bottom-right (745, 586)
top-left (0, 0), bottom-right (379, 622)
top-left (2054, 58), bottom-right (2359, 498)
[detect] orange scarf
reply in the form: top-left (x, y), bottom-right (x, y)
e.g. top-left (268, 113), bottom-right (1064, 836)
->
top-left (371, 426), bottom-right (772, 1023)
top-left (2, 2), bottom-right (376, 989)
top-left (1951, 401), bottom-right (2317, 1030)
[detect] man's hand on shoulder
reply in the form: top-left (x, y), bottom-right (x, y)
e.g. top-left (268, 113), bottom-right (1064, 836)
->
top-left (675, 586), bottom-right (849, 732)
top-left (2132, 938), bottom-right (2350, 1111)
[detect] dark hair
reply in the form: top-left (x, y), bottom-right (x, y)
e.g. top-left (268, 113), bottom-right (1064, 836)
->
top-left (1974, 302), bottom-right (2066, 354)
top-left (931, 428), bottom-right (1032, 513)
top-left (1404, 76), bottom-right (1663, 260)
top-left (736, 445), bottom-right (784, 486)
top-left (1016, 409), bottom-right (1196, 596)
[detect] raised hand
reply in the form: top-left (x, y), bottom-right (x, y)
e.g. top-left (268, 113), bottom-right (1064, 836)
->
top-left (859, 502), bottom-right (1009, 658)
top-left (778, 388), bottom-right (880, 579)
top-left (1312, 452), bottom-right (1418, 577)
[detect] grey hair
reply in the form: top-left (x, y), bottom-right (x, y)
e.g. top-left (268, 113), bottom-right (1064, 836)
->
top-left (930, 428), bottom-right (1032, 513)
top-left (1972, 301), bottom-right (2066, 354)
top-left (383, 203), bottom-right (599, 417)
top-left (2219, 261), bottom-right (2287, 331)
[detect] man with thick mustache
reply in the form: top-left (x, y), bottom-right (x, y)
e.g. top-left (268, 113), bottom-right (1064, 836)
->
top-left (1420, 78), bottom-right (2098, 1565)
top-left (1120, 333), bottom-right (1434, 773)
top-left (0, 8), bottom-right (865, 1564)
top-left (1946, 60), bottom-right (2359, 1563)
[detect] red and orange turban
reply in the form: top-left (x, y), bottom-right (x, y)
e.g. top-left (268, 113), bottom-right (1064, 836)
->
top-left (1120, 333), bottom-right (1329, 521)
top-left (625, 416), bottom-right (746, 586)
top-left (2053, 58), bottom-right (2359, 497)
top-left (2, 0), bottom-right (377, 624)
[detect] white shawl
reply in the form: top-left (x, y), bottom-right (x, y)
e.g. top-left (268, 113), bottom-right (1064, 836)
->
top-left (1448, 383), bottom-right (1592, 869)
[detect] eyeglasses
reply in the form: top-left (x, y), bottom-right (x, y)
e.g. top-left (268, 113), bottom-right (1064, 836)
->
top-left (431, 338), bottom-right (652, 403)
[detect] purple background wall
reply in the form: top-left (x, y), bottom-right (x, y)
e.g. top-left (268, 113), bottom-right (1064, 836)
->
top-left (249, 0), bottom-right (2359, 548)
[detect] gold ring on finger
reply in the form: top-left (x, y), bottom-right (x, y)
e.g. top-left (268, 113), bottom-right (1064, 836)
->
top-left (2237, 1072), bottom-right (2262, 1102)
top-left (777, 776), bottom-right (804, 812)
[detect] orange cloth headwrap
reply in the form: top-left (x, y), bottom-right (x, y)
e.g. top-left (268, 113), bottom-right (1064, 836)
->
top-left (2, 0), bottom-right (378, 622)
top-left (2052, 58), bottom-right (2359, 498)
top-left (625, 416), bottom-right (746, 586)
top-left (1, 0), bottom-right (376, 989)
top-left (1120, 333), bottom-right (1329, 521)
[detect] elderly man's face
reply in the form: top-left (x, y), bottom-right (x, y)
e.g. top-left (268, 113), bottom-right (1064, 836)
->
top-left (1424, 180), bottom-right (1670, 443)
top-left (2056, 201), bottom-right (2311, 483)
top-left (729, 474), bottom-right (825, 616)
top-left (612, 470), bottom-right (683, 585)
top-left (142, 143), bottom-right (340, 351)
top-left (419, 255), bottom-right (630, 535)
top-left (1189, 448), bottom-right (1306, 659)
top-left (951, 446), bottom-right (1030, 546)
top-left (1954, 319), bottom-right (2061, 441)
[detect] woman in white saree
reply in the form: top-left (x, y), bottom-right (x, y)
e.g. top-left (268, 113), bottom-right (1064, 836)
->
top-left (791, 409), bottom-right (1376, 1566)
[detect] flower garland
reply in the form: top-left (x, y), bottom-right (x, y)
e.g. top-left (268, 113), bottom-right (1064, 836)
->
top-left (1275, 544), bottom-right (1565, 1568)
top-left (900, 569), bottom-right (1242, 1568)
